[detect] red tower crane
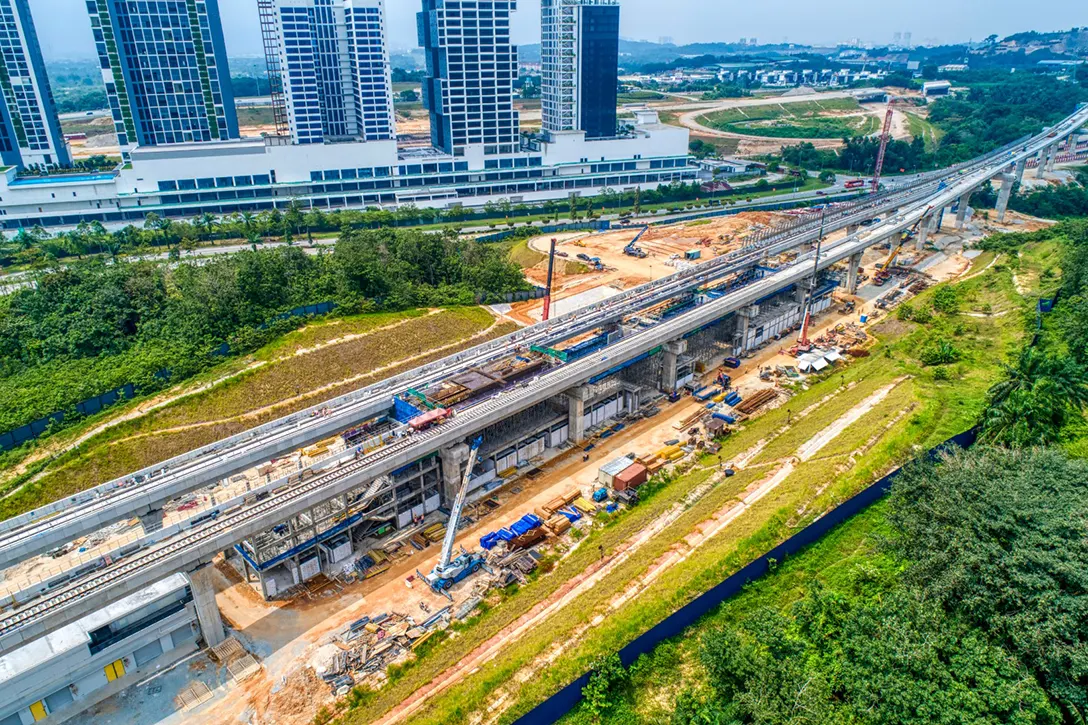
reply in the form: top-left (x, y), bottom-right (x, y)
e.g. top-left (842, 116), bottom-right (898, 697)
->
top-left (871, 107), bottom-right (895, 193)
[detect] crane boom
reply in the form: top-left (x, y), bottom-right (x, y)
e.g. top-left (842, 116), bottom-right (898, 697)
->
top-left (797, 211), bottom-right (826, 348)
top-left (871, 107), bottom-right (894, 193)
top-left (437, 436), bottom-right (483, 571)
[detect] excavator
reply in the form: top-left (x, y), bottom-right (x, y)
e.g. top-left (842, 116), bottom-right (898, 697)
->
top-left (421, 436), bottom-right (487, 598)
top-left (872, 208), bottom-right (933, 286)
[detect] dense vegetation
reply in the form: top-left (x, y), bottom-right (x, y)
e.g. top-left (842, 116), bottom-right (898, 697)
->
top-left (559, 215), bottom-right (1088, 724)
top-left (0, 228), bottom-right (525, 436)
top-left (781, 73), bottom-right (1088, 175)
top-left (1006, 169), bottom-right (1088, 219)
top-left (659, 446), bottom-right (1088, 725)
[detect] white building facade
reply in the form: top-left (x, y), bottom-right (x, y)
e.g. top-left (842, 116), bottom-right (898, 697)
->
top-left (262, 0), bottom-right (394, 145)
top-left (0, 0), bottom-right (69, 169)
top-left (540, 0), bottom-right (619, 140)
top-left (0, 574), bottom-right (202, 725)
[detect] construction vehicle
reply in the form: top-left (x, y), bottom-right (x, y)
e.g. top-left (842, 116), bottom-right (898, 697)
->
top-left (872, 208), bottom-right (933, 286)
top-left (623, 226), bottom-right (650, 258)
top-left (871, 107), bottom-right (894, 193)
top-left (422, 436), bottom-right (486, 597)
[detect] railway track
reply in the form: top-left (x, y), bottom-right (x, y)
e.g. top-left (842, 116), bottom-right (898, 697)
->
top-left (1, 105), bottom-right (1085, 653)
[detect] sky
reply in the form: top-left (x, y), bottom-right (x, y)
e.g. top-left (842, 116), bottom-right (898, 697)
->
top-left (32, 0), bottom-right (1084, 60)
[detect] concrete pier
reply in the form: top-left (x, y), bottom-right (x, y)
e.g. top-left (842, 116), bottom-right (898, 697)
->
top-left (565, 387), bottom-right (589, 444)
top-left (1036, 148), bottom-right (1049, 178)
top-left (188, 565), bottom-right (225, 648)
top-left (996, 173), bottom-right (1015, 222)
top-left (138, 509), bottom-right (164, 536)
top-left (846, 252), bottom-right (863, 294)
top-left (955, 192), bottom-right (971, 229)
top-left (660, 340), bottom-right (687, 393)
top-left (439, 442), bottom-right (470, 502)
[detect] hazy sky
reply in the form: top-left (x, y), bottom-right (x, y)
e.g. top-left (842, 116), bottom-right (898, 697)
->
top-left (32, 0), bottom-right (1084, 60)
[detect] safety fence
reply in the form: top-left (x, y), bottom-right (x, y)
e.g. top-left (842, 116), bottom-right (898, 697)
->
top-left (513, 287), bottom-right (1062, 724)
top-left (510, 426), bottom-right (980, 725)
top-left (475, 221), bottom-right (612, 244)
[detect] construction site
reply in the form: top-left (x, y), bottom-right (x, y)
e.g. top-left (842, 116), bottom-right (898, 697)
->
top-left (4, 175), bottom-right (1013, 725)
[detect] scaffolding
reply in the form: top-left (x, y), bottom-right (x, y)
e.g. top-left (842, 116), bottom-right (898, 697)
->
top-left (620, 350), bottom-right (664, 391)
top-left (685, 317), bottom-right (737, 365)
top-left (257, 0), bottom-right (290, 137)
top-left (478, 399), bottom-right (567, 457)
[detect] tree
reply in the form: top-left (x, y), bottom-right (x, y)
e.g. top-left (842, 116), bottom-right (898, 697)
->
top-left (398, 88), bottom-right (420, 103)
top-left (581, 654), bottom-right (627, 722)
top-left (980, 347), bottom-right (1088, 446)
top-left (889, 447), bottom-right (1088, 722)
top-left (818, 170), bottom-right (836, 184)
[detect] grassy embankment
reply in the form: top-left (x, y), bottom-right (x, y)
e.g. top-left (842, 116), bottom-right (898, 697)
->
top-left (903, 111), bottom-right (946, 154)
top-left (0, 307), bottom-right (509, 521)
top-left (553, 238), bottom-right (1063, 724)
top-left (700, 98), bottom-right (879, 139)
top-left (321, 251), bottom-right (1028, 725)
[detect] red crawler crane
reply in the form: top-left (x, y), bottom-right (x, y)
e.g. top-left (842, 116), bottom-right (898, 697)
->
top-left (871, 106), bottom-right (895, 193)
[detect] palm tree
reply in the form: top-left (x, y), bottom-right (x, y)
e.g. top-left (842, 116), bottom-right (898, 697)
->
top-left (980, 347), bottom-right (1088, 447)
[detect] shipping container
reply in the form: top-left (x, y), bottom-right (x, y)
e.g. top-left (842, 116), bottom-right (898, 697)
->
top-left (598, 455), bottom-right (636, 486)
top-left (614, 463), bottom-right (648, 491)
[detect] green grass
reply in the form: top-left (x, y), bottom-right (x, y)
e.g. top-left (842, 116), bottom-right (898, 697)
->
top-left (235, 106), bottom-right (275, 128)
top-left (506, 239), bottom-right (546, 268)
top-left (904, 111), bottom-right (945, 153)
top-left (699, 98), bottom-right (875, 139)
top-left (558, 501), bottom-right (895, 724)
top-left (0, 308), bottom-right (504, 521)
top-left (618, 91), bottom-right (667, 104)
top-left (331, 255), bottom-right (1031, 725)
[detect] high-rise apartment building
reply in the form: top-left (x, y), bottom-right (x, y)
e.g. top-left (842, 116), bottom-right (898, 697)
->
top-left (541, 0), bottom-right (619, 140)
top-left (86, 0), bottom-right (239, 156)
top-left (0, 0), bottom-right (70, 168)
top-left (418, 0), bottom-right (520, 156)
top-left (260, 0), bottom-right (394, 145)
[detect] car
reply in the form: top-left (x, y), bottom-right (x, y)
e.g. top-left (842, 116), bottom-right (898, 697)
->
top-left (85, 111), bottom-right (95, 116)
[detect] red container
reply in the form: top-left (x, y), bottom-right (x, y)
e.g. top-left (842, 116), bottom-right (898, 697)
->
top-left (613, 463), bottom-right (648, 492)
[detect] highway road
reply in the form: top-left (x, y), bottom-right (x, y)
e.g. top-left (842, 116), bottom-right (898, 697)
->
top-left (0, 104), bottom-right (1084, 655)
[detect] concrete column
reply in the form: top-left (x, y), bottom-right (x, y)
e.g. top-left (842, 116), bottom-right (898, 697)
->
top-left (1014, 158), bottom-right (1027, 186)
top-left (1035, 148), bottom-right (1049, 178)
top-left (565, 387), bottom-right (589, 444)
top-left (188, 565), bottom-right (226, 648)
top-left (735, 307), bottom-right (753, 352)
top-left (660, 340), bottom-right (687, 393)
top-left (996, 173), bottom-right (1015, 222)
top-left (793, 279), bottom-right (809, 306)
top-left (139, 508), bottom-right (164, 535)
top-left (439, 442), bottom-right (470, 503)
top-left (846, 223), bottom-right (860, 236)
top-left (846, 252), bottom-right (863, 294)
top-left (915, 214), bottom-right (932, 251)
top-left (1046, 144), bottom-right (1059, 173)
top-left (955, 192), bottom-right (971, 230)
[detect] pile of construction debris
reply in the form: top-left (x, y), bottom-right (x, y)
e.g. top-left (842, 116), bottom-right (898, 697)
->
top-left (320, 609), bottom-right (449, 694)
